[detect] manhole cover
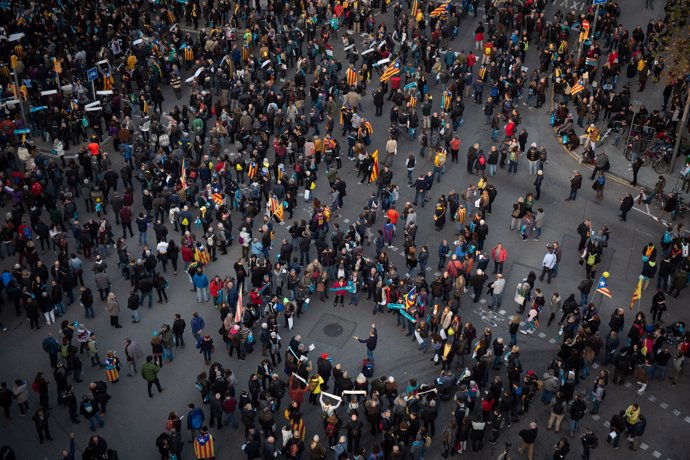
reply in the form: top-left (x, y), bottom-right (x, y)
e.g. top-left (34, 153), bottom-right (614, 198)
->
top-left (323, 323), bottom-right (343, 337)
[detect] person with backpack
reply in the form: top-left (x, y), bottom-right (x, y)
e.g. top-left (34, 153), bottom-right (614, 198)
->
top-left (80, 395), bottom-right (105, 432)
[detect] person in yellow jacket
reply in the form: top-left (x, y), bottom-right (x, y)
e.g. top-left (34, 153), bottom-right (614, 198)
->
top-left (194, 426), bottom-right (215, 459)
top-left (624, 402), bottom-right (641, 437)
top-left (433, 148), bottom-right (447, 183)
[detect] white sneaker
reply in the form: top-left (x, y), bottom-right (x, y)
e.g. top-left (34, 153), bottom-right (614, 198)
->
top-left (519, 330), bottom-right (528, 335)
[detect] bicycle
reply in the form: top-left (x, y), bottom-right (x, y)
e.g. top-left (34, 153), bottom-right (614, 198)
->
top-left (652, 146), bottom-right (673, 174)
top-left (595, 121), bottom-right (623, 148)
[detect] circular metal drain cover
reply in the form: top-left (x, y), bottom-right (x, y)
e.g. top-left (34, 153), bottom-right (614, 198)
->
top-left (323, 323), bottom-right (343, 337)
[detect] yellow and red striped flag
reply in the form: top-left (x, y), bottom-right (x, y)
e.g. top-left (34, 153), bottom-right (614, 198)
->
top-left (409, 95), bottom-right (417, 108)
top-left (346, 67), bottom-right (358, 87)
top-left (629, 279), bottom-right (642, 310)
top-left (270, 196), bottom-right (284, 222)
top-left (442, 89), bottom-right (451, 111)
top-left (430, 1), bottom-right (451, 18)
top-left (411, 0), bottom-right (419, 18)
top-left (180, 158), bottom-right (187, 190)
top-left (369, 149), bottom-right (379, 183)
top-left (379, 58), bottom-right (401, 83)
top-left (211, 193), bottom-right (224, 206)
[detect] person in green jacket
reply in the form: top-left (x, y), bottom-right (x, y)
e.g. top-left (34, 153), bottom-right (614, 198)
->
top-left (140, 355), bottom-right (164, 398)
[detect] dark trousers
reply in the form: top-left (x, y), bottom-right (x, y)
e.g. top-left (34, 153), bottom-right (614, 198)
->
top-left (147, 378), bottom-right (163, 397)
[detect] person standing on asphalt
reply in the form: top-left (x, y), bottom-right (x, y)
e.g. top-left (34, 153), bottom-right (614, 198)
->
top-left (140, 356), bottom-right (164, 398)
top-left (191, 312), bottom-right (205, 343)
top-left (539, 246), bottom-right (557, 284)
top-left (80, 395), bottom-right (104, 432)
top-left (619, 193), bottom-right (634, 221)
top-left (124, 338), bottom-right (143, 377)
top-left (105, 293), bottom-right (122, 328)
top-left (173, 313), bottom-right (186, 348)
top-left (580, 427), bottom-right (598, 460)
top-left (32, 408), bottom-right (53, 444)
top-left (353, 323), bottom-right (377, 364)
top-left (566, 170), bottom-right (582, 201)
top-left (518, 421), bottom-right (538, 460)
top-left (489, 274), bottom-right (505, 310)
top-left (589, 151), bottom-right (609, 179)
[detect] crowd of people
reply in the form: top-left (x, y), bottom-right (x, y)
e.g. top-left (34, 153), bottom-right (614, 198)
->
top-left (0, 0), bottom-right (688, 459)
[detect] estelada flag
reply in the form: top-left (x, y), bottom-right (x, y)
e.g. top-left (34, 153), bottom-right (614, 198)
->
top-left (570, 82), bottom-right (584, 96)
top-left (629, 279), bottom-right (642, 310)
top-left (380, 58), bottom-right (401, 83)
top-left (409, 95), bottom-right (417, 108)
top-left (369, 149), bottom-right (379, 183)
top-left (194, 433), bottom-right (215, 460)
top-left (411, 0), bottom-right (419, 17)
top-left (194, 245), bottom-right (211, 265)
top-left (183, 46), bottom-right (194, 61)
top-left (346, 68), bottom-right (358, 87)
top-left (595, 275), bottom-right (612, 299)
top-left (247, 162), bottom-right (258, 179)
top-left (405, 286), bottom-right (417, 310)
top-left (211, 193), bottom-right (224, 206)
top-left (242, 45), bottom-right (250, 62)
top-left (430, 0), bottom-right (451, 18)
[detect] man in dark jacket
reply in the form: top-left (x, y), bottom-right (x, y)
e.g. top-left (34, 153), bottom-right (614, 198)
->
top-left (566, 171), bottom-right (582, 201)
top-left (317, 353), bottom-right (333, 390)
top-left (354, 324), bottom-right (377, 363)
top-left (518, 421), bottom-right (538, 460)
top-left (619, 193), bottom-right (634, 221)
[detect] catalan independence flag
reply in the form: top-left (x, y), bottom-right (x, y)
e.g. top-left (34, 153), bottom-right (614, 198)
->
top-left (369, 149), bottom-right (379, 183)
top-left (247, 161), bottom-right (258, 179)
top-left (595, 274), bottom-right (612, 299)
top-left (379, 57), bottom-right (401, 83)
top-left (346, 67), bottom-right (358, 87)
top-left (430, 0), bottom-right (451, 18)
top-left (405, 286), bottom-right (417, 310)
top-left (409, 95), bottom-right (417, 108)
top-left (411, 0), bottom-right (419, 18)
top-left (570, 82), bottom-right (584, 96)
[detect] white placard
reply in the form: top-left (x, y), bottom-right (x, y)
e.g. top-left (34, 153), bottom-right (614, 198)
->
top-left (291, 373), bottom-right (307, 385)
top-left (321, 391), bottom-right (342, 402)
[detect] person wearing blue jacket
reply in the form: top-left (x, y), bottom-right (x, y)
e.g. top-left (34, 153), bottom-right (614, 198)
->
top-left (192, 268), bottom-right (209, 303)
top-left (191, 312), bottom-right (205, 343)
